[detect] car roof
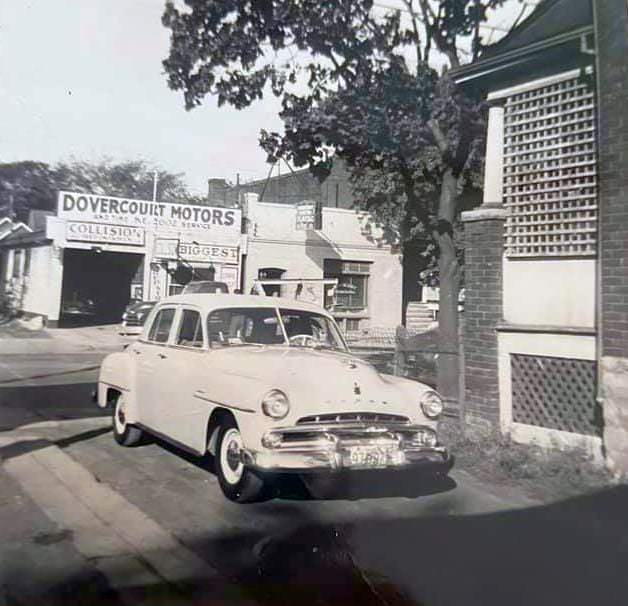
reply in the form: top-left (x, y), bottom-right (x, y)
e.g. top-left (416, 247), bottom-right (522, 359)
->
top-left (160, 293), bottom-right (329, 315)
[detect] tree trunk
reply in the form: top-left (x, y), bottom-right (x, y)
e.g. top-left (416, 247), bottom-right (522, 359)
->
top-left (435, 168), bottom-right (461, 412)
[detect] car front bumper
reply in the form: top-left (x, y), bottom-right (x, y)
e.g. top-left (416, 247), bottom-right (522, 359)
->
top-left (241, 421), bottom-right (452, 474)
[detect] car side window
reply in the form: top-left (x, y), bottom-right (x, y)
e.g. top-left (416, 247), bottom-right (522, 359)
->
top-left (177, 309), bottom-right (204, 348)
top-left (147, 308), bottom-right (176, 343)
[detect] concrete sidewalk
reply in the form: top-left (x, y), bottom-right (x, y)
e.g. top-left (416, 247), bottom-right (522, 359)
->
top-left (0, 324), bottom-right (135, 355)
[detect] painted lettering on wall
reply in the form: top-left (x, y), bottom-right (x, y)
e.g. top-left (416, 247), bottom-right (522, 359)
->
top-left (58, 191), bottom-right (240, 239)
top-left (66, 222), bottom-right (145, 246)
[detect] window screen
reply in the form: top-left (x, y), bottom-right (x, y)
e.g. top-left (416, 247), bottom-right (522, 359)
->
top-left (147, 308), bottom-right (176, 343)
top-left (177, 309), bottom-right (204, 348)
top-left (324, 260), bottom-right (370, 310)
top-left (503, 70), bottom-right (598, 257)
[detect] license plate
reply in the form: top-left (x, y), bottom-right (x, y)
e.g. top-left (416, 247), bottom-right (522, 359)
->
top-left (343, 446), bottom-right (391, 468)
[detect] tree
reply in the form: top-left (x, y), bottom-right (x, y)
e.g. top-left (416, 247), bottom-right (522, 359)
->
top-left (0, 162), bottom-right (57, 221)
top-left (0, 159), bottom-right (197, 222)
top-left (53, 159), bottom-right (193, 203)
top-left (162, 0), bottom-right (509, 405)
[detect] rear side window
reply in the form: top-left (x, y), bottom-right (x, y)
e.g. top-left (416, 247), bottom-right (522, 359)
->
top-left (147, 308), bottom-right (176, 343)
top-left (177, 309), bottom-right (204, 348)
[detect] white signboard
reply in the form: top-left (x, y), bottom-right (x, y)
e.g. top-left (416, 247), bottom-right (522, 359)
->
top-left (58, 191), bottom-right (241, 243)
top-left (178, 242), bottom-right (239, 264)
top-left (296, 203), bottom-right (316, 230)
top-left (154, 238), bottom-right (239, 264)
top-left (66, 221), bottom-right (145, 246)
top-left (219, 265), bottom-right (239, 293)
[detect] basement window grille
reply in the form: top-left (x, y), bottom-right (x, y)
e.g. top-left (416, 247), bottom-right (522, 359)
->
top-left (503, 72), bottom-right (598, 257)
top-left (511, 353), bottom-right (599, 437)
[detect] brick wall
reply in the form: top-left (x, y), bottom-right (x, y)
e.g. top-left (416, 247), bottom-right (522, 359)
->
top-left (461, 209), bottom-right (506, 422)
top-left (243, 160), bottom-right (356, 209)
top-left (596, 0), bottom-right (628, 476)
top-left (597, 0), bottom-right (628, 358)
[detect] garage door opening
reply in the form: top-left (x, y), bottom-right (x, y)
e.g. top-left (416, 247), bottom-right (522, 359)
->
top-left (60, 249), bottom-right (143, 327)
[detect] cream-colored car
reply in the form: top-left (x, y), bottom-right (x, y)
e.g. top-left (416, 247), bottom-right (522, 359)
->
top-left (96, 294), bottom-right (452, 502)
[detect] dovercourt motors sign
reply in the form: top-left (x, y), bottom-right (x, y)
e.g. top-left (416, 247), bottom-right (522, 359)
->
top-left (57, 191), bottom-right (241, 241)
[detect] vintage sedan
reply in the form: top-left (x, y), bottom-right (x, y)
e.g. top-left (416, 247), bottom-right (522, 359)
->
top-left (96, 294), bottom-right (452, 502)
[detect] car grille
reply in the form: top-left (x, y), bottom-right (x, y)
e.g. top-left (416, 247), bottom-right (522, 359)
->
top-left (297, 412), bottom-right (410, 425)
top-left (123, 315), bottom-right (143, 327)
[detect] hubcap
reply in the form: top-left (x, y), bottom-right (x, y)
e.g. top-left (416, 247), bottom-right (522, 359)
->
top-left (114, 397), bottom-right (127, 434)
top-left (220, 428), bottom-right (244, 485)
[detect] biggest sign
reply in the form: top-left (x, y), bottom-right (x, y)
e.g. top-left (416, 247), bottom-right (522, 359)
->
top-left (58, 191), bottom-right (241, 242)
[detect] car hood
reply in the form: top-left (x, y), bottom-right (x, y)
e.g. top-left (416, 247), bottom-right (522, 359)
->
top-left (208, 346), bottom-right (422, 415)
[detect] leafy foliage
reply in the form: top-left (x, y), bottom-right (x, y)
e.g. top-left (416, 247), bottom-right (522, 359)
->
top-left (162, 0), bottom-right (515, 399)
top-left (0, 159), bottom-right (196, 222)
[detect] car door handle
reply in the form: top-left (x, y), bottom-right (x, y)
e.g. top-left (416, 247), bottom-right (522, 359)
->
top-left (157, 353), bottom-right (167, 359)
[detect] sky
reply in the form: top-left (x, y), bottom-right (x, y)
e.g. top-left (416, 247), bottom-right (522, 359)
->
top-left (0, 0), bottom-right (533, 196)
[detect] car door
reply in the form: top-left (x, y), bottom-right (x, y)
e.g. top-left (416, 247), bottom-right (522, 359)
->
top-left (155, 306), bottom-right (210, 452)
top-left (134, 305), bottom-right (178, 431)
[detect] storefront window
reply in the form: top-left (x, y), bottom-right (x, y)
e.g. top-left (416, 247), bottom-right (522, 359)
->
top-left (258, 267), bottom-right (285, 297)
top-left (324, 260), bottom-right (370, 310)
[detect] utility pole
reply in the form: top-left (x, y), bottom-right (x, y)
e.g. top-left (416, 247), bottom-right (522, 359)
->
top-left (152, 171), bottom-right (159, 202)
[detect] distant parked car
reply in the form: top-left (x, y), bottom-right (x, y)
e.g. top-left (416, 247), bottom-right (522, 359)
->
top-left (62, 296), bottom-right (96, 318)
top-left (120, 300), bottom-right (156, 335)
top-left (182, 281), bottom-right (229, 294)
top-left (97, 294), bottom-right (452, 503)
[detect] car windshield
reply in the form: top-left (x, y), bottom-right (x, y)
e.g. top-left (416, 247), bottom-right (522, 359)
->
top-left (205, 307), bottom-right (347, 351)
top-left (279, 308), bottom-right (347, 351)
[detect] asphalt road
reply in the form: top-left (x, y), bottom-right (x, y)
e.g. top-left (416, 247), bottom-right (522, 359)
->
top-left (1, 353), bottom-right (628, 606)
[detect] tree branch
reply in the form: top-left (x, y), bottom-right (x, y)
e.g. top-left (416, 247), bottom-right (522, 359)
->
top-left (401, 0), bottom-right (422, 70)
top-left (427, 119), bottom-right (448, 155)
top-left (417, 0), bottom-right (460, 69)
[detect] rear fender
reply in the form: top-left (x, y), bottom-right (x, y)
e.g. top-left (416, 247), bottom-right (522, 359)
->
top-left (97, 351), bottom-right (139, 423)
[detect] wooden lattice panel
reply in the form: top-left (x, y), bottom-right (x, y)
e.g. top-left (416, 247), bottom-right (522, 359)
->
top-left (503, 73), bottom-right (598, 257)
top-left (511, 354), bottom-right (599, 436)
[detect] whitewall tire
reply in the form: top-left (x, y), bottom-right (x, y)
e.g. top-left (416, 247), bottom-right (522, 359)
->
top-left (215, 418), bottom-right (266, 503)
top-left (112, 393), bottom-right (143, 447)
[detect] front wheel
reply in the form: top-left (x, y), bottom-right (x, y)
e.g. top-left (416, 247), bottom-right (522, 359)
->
top-left (112, 393), bottom-right (143, 446)
top-left (215, 418), bottom-right (267, 503)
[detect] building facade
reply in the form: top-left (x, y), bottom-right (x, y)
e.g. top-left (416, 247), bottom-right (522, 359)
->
top-left (0, 192), bottom-right (243, 326)
top-left (0, 190), bottom-right (402, 332)
top-left (242, 193), bottom-right (402, 332)
top-left (453, 0), bottom-right (628, 474)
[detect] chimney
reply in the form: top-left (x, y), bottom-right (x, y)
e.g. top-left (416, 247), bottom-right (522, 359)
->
top-left (207, 178), bottom-right (227, 206)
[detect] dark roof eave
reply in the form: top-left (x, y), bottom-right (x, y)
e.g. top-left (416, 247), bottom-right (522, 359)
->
top-left (0, 232), bottom-right (51, 249)
top-left (451, 25), bottom-right (593, 85)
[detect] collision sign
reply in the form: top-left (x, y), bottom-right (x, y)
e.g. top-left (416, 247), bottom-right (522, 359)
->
top-left (66, 222), bottom-right (145, 246)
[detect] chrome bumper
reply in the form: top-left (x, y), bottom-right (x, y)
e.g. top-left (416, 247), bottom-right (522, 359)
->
top-left (241, 421), bottom-right (452, 473)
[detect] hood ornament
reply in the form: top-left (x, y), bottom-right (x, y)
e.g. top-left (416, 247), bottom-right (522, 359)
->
top-left (354, 382), bottom-right (361, 396)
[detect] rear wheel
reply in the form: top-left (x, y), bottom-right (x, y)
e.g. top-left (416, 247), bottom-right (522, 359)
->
top-left (112, 393), bottom-right (143, 446)
top-left (215, 418), bottom-right (267, 503)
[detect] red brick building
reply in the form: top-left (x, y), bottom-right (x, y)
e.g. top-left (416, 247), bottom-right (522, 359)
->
top-left (453, 0), bottom-right (628, 475)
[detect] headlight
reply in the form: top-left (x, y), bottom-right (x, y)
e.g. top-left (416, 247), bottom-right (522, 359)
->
top-left (261, 389), bottom-right (290, 420)
top-left (420, 391), bottom-right (443, 419)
